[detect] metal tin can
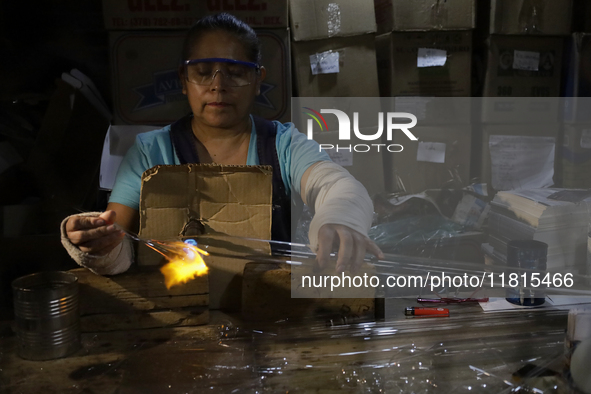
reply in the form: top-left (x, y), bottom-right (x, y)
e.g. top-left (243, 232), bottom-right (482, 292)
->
top-left (12, 271), bottom-right (80, 360)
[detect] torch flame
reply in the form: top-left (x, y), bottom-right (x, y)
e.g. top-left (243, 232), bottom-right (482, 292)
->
top-left (157, 242), bottom-right (209, 289)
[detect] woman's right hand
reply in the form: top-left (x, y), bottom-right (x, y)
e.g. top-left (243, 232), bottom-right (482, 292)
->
top-left (66, 210), bottom-right (125, 256)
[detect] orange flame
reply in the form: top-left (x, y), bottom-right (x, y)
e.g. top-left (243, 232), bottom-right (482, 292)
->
top-left (158, 242), bottom-right (209, 289)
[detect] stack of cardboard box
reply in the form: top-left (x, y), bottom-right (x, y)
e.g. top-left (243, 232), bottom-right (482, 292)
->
top-left (289, 0), bottom-right (380, 97)
top-left (289, 1), bottom-right (385, 195)
top-left (478, 0), bottom-right (573, 191)
top-left (102, 0), bottom-right (292, 125)
top-left (373, 0), bottom-right (476, 193)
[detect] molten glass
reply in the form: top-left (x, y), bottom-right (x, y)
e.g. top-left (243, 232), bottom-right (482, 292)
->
top-left (151, 241), bottom-right (209, 289)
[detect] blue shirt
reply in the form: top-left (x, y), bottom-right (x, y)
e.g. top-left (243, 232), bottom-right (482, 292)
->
top-left (109, 116), bottom-right (330, 210)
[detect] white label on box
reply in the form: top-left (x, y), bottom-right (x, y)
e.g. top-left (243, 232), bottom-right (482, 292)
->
top-left (581, 130), bottom-right (591, 149)
top-left (513, 50), bottom-right (540, 71)
top-left (310, 51), bottom-right (340, 75)
top-left (489, 135), bottom-right (555, 191)
top-left (417, 142), bottom-right (446, 163)
top-left (327, 149), bottom-right (353, 167)
top-left (417, 48), bottom-right (447, 68)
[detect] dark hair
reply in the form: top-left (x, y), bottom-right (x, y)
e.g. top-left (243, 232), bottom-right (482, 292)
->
top-left (181, 13), bottom-right (261, 64)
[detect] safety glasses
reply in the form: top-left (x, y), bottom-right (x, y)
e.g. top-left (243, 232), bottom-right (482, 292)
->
top-left (183, 57), bottom-right (260, 87)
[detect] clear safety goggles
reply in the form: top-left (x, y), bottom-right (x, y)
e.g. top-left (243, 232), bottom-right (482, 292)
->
top-left (183, 57), bottom-right (260, 87)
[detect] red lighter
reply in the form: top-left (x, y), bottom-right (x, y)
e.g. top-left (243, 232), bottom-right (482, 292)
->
top-left (405, 307), bottom-right (449, 317)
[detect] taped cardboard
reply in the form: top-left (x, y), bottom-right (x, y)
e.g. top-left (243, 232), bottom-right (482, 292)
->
top-left (374, 0), bottom-right (476, 34)
top-left (489, 0), bottom-right (573, 36)
top-left (290, 0), bottom-right (376, 41)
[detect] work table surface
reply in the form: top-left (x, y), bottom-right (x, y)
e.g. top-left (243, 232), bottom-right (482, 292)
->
top-left (0, 300), bottom-right (572, 393)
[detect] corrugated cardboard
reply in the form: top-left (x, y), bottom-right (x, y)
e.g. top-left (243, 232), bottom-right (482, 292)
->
top-left (489, 0), bottom-right (573, 36)
top-left (110, 29), bottom-right (292, 125)
top-left (139, 164), bottom-right (272, 240)
top-left (563, 33), bottom-right (591, 123)
top-left (561, 124), bottom-right (591, 188)
top-left (374, 0), bottom-right (476, 34)
top-left (292, 34), bottom-right (380, 97)
top-left (481, 35), bottom-right (564, 122)
top-left (479, 123), bottom-right (560, 190)
top-left (102, 0), bottom-right (288, 29)
top-left (137, 164), bottom-right (272, 310)
top-left (376, 30), bottom-right (472, 97)
top-left (384, 125), bottom-right (472, 193)
top-left (289, 0), bottom-right (376, 41)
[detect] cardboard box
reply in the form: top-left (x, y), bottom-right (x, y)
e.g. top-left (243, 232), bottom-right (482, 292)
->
top-left (562, 124), bottom-right (591, 188)
top-left (102, 0), bottom-right (288, 29)
top-left (479, 123), bottom-right (560, 191)
top-left (292, 34), bottom-right (380, 97)
top-left (376, 30), bottom-right (472, 97)
top-left (289, 0), bottom-right (376, 41)
top-left (481, 35), bottom-right (564, 123)
top-left (374, 0), bottom-right (476, 34)
top-left (110, 29), bottom-right (292, 125)
top-left (137, 164), bottom-right (273, 310)
top-left (489, 0), bottom-right (573, 36)
top-left (384, 125), bottom-right (472, 193)
top-left (563, 33), bottom-right (591, 123)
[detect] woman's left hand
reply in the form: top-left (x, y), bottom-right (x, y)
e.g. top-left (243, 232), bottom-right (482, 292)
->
top-left (316, 223), bottom-right (384, 273)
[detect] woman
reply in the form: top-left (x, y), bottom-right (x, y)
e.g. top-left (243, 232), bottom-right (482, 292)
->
top-left (61, 13), bottom-right (382, 275)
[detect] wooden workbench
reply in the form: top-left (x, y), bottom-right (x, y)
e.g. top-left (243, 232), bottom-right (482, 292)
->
top-left (0, 299), bottom-right (576, 393)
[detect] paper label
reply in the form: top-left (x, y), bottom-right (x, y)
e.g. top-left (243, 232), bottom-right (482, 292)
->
top-left (417, 142), bottom-right (446, 163)
top-left (310, 51), bottom-right (339, 75)
top-left (581, 129), bottom-right (591, 149)
top-left (417, 48), bottom-right (447, 68)
top-left (513, 50), bottom-right (540, 71)
top-left (489, 135), bottom-right (555, 191)
top-left (327, 149), bottom-right (353, 167)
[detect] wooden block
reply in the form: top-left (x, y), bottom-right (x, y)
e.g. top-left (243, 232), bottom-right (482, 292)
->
top-left (242, 262), bottom-right (375, 322)
top-left (71, 267), bottom-right (209, 332)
